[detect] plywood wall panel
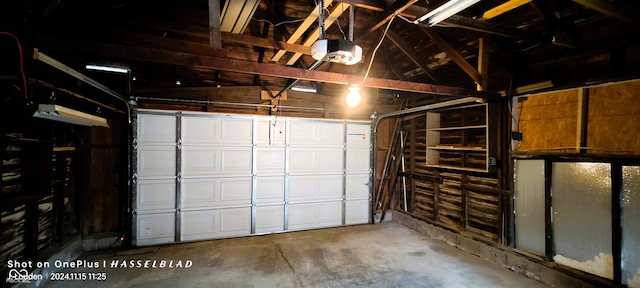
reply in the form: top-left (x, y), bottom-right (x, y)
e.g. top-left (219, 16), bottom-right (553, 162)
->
top-left (588, 81), bottom-right (640, 154)
top-left (517, 90), bottom-right (578, 151)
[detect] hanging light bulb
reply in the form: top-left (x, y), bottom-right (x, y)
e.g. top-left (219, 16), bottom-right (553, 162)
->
top-left (346, 86), bottom-right (361, 107)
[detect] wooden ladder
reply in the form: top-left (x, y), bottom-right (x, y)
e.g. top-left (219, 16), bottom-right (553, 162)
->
top-left (374, 115), bottom-right (408, 222)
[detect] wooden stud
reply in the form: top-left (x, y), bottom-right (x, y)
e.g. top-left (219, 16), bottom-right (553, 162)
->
top-left (477, 36), bottom-right (490, 91)
top-left (208, 0), bottom-right (222, 49)
top-left (576, 88), bottom-right (589, 153)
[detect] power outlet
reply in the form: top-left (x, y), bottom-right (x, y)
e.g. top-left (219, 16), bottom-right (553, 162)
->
top-left (511, 132), bottom-right (523, 141)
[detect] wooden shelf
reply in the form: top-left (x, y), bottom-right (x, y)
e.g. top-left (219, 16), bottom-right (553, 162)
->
top-left (428, 125), bottom-right (486, 131)
top-left (429, 146), bottom-right (486, 151)
top-left (426, 103), bottom-right (495, 172)
top-left (427, 165), bottom-right (489, 173)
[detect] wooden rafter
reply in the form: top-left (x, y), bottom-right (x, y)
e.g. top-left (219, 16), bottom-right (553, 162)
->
top-left (386, 31), bottom-right (441, 83)
top-left (367, 0), bottom-right (418, 32)
top-left (208, 0), bottom-right (221, 48)
top-left (481, 0), bottom-right (532, 20)
top-left (36, 37), bottom-right (491, 97)
top-left (102, 28), bottom-right (229, 57)
top-left (254, 20), bottom-right (271, 85)
top-left (420, 26), bottom-right (482, 85)
top-left (382, 38), bottom-right (405, 80)
top-left (572, 0), bottom-right (638, 25)
top-left (271, 0), bottom-right (334, 62)
top-left (441, 15), bottom-right (548, 43)
top-left (286, 3), bottom-right (351, 66)
top-left (123, 17), bottom-right (312, 55)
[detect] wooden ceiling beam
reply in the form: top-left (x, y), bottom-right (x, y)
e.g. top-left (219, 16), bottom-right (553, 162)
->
top-left (36, 37), bottom-right (490, 97)
top-left (208, 0), bottom-right (221, 48)
top-left (572, 0), bottom-right (638, 25)
top-left (102, 28), bottom-right (229, 57)
top-left (382, 40), bottom-right (405, 80)
top-left (420, 26), bottom-right (482, 85)
top-left (440, 15), bottom-right (548, 43)
top-left (366, 0), bottom-right (418, 32)
top-left (222, 32), bottom-right (312, 55)
top-left (481, 0), bottom-right (532, 20)
top-left (286, 3), bottom-right (351, 65)
top-left (123, 16), bottom-right (312, 55)
top-left (271, 0), bottom-right (334, 62)
top-left (386, 31), bottom-right (441, 83)
top-left (339, 0), bottom-right (428, 20)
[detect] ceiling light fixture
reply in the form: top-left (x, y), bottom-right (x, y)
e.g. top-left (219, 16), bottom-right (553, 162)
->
top-left (33, 104), bottom-right (109, 127)
top-left (291, 86), bottom-right (317, 93)
top-left (85, 64), bottom-right (129, 74)
top-left (346, 86), bottom-right (361, 107)
top-left (414, 0), bottom-right (481, 26)
top-left (221, 0), bottom-right (261, 34)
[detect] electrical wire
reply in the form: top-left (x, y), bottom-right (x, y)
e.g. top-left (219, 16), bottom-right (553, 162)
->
top-left (361, 14), bottom-right (396, 86)
top-left (0, 32), bottom-right (28, 100)
top-left (334, 3), bottom-right (347, 40)
top-left (251, 17), bottom-right (306, 27)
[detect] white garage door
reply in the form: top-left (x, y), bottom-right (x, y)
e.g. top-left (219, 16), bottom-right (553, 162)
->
top-left (132, 109), bottom-right (372, 246)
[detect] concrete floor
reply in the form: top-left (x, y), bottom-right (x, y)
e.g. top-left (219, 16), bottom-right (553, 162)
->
top-left (42, 222), bottom-right (549, 288)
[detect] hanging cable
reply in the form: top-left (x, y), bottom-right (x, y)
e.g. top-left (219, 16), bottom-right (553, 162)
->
top-left (361, 14), bottom-right (396, 85)
top-left (0, 32), bottom-right (28, 100)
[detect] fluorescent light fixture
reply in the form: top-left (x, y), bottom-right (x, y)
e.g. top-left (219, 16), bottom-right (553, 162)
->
top-left (85, 64), bottom-right (129, 74)
top-left (414, 0), bottom-right (481, 26)
top-left (291, 86), bottom-right (317, 93)
top-left (33, 104), bottom-right (109, 127)
top-left (221, 0), bottom-right (261, 34)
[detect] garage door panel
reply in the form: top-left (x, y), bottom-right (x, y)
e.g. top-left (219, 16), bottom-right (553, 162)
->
top-left (221, 149), bottom-right (252, 172)
top-left (257, 120), bottom-right (286, 146)
top-left (257, 147), bottom-right (285, 175)
top-left (346, 199), bottom-right (370, 225)
top-left (289, 148), bottom-right (343, 173)
top-left (137, 114), bottom-right (176, 144)
top-left (181, 117), bottom-right (218, 144)
top-left (137, 213), bottom-right (175, 246)
top-left (288, 202), bottom-right (342, 231)
top-left (182, 117), bottom-right (252, 145)
top-left (346, 174), bottom-right (370, 199)
top-left (137, 179), bottom-right (176, 212)
top-left (256, 177), bottom-right (284, 204)
top-left (289, 122), bottom-right (344, 147)
top-left (135, 110), bottom-right (371, 246)
top-left (346, 124), bottom-right (370, 147)
top-left (137, 146), bottom-right (176, 177)
top-left (220, 118), bottom-right (253, 143)
top-left (181, 177), bottom-right (251, 209)
top-left (182, 146), bottom-right (252, 176)
top-left (346, 148), bottom-right (370, 173)
top-left (289, 175), bottom-right (342, 202)
top-left (181, 208), bottom-right (251, 241)
top-left (256, 205), bottom-right (284, 234)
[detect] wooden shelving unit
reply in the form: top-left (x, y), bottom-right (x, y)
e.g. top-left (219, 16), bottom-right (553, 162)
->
top-left (426, 103), bottom-right (495, 172)
top-left (1, 137), bottom-right (52, 264)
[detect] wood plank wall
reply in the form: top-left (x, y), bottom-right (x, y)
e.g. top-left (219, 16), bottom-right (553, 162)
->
top-left (394, 106), bottom-right (507, 244)
top-left (79, 117), bottom-right (124, 238)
